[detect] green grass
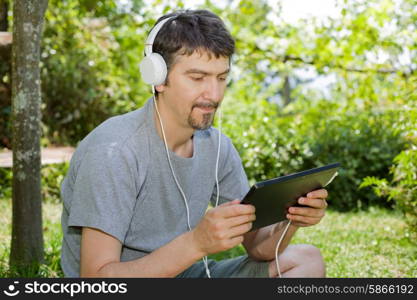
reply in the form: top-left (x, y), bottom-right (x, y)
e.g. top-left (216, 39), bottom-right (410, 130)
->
top-left (0, 198), bottom-right (416, 277)
top-left (210, 207), bottom-right (417, 277)
top-left (0, 198), bottom-right (64, 277)
top-left (293, 207), bottom-right (417, 277)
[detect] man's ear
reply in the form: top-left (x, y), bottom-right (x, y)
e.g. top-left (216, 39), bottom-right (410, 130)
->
top-left (155, 83), bottom-right (166, 93)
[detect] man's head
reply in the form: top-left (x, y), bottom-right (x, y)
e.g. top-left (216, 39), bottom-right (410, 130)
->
top-left (151, 10), bottom-right (235, 80)
top-left (147, 9), bottom-right (235, 130)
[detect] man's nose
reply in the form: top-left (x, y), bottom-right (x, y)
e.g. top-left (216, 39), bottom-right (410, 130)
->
top-left (203, 78), bottom-right (223, 102)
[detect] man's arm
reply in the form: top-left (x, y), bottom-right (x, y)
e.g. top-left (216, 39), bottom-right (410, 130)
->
top-left (242, 189), bottom-right (328, 261)
top-left (80, 227), bottom-right (204, 277)
top-left (80, 199), bottom-right (255, 277)
top-left (242, 222), bottom-right (299, 261)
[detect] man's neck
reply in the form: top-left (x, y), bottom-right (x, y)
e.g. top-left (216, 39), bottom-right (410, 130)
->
top-left (152, 99), bottom-right (195, 157)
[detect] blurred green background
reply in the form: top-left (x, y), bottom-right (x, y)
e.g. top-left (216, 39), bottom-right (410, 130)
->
top-left (0, 0), bottom-right (416, 277)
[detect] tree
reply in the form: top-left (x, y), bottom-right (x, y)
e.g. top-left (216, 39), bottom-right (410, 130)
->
top-left (10, 0), bottom-right (48, 271)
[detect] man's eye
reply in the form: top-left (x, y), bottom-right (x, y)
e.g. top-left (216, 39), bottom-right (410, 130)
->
top-left (219, 77), bottom-right (227, 81)
top-left (191, 77), bottom-right (204, 81)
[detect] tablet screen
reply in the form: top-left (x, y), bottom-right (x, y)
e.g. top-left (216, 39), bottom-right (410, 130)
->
top-left (241, 163), bottom-right (340, 230)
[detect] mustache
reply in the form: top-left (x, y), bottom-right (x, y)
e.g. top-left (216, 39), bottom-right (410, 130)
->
top-left (192, 101), bottom-right (219, 109)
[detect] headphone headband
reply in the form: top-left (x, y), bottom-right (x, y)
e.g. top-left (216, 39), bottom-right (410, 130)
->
top-left (144, 17), bottom-right (174, 56)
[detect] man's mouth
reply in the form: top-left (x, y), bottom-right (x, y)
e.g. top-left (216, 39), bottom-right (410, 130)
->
top-left (195, 106), bottom-right (215, 113)
top-left (193, 102), bottom-right (218, 113)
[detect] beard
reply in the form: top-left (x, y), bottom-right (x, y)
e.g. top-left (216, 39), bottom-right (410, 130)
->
top-left (187, 101), bottom-right (219, 130)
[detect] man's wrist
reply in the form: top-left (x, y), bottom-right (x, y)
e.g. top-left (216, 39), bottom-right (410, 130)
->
top-left (183, 230), bottom-right (206, 260)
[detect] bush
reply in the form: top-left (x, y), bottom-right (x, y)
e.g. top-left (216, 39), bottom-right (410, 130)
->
top-left (297, 100), bottom-right (407, 210)
top-left (1, 0), bottom-right (151, 148)
top-left (361, 149), bottom-right (417, 237)
top-left (0, 167), bottom-right (12, 199)
top-left (0, 34), bottom-right (11, 149)
top-left (221, 87), bottom-right (407, 211)
top-left (40, 0), bottom-right (149, 146)
top-left (41, 162), bottom-right (69, 204)
top-left (360, 104), bottom-right (417, 236)
top-left (221, 80), bottom-right (314, 187)
top-left (0, 162), bottom-right (68, 203)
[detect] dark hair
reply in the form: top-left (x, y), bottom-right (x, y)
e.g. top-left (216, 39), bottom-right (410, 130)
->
top-left (151, 9), bottom-right (235, 76)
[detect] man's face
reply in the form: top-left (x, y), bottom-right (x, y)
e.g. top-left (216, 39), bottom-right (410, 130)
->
top-left (156, 50), bottom-right (229, 130)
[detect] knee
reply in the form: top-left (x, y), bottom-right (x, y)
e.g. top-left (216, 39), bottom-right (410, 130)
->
top-left (295, 244), bottom-right (326, 277)
top-left (296, 244), bottom-right (322, 258)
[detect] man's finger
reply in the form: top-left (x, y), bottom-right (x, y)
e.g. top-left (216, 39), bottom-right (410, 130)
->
top-left (287, 214), bottom-right (321, 225)
top-left (226, 213), bottom-right (256, 228)
top-left (306, 189), bottom-right (328, 199)
top-left (221, 203), bottom-right (256, 218)
top-left (227, 222), bottom-right (253, 238)
top-left (298, 197), bottom-right (328, 209)
top-left (219, 199), bottom-right (241, 207)
top-left (288, 206), bottom-right (325, 218)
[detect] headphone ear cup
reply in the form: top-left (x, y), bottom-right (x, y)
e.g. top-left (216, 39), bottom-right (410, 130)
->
top-left (139, 53), bottom-right (168, 86)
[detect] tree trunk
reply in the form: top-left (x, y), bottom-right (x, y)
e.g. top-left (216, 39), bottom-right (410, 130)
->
top-left (283, 75), bottom-right (292, 106)
top-left (10, 0), bottom-right (48, 271)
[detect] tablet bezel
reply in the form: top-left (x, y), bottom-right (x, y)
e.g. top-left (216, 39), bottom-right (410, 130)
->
top-left (241, 162), bottom-right (340, 230)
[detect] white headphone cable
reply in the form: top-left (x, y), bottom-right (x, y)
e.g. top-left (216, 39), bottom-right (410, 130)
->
top-left (152, 87), bottom-right (192, 231)
top-left (275, 219), bottom-right (292, 278)
top-left (214, 107), bottom-right (222, 207)
top-left (202, 105), bottom-right (222, 278)
top-left (152, 87), bottom-right (221, 278)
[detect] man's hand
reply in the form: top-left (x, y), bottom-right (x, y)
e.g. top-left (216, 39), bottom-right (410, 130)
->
top-left (191, 199), bottom-right (256, 256)
top-left (286, 188), bottom-right (328, 227)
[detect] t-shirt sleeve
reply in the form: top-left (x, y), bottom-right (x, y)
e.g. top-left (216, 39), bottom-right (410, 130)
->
top-left (67, 145), bottom-right (138, 243)
top-left (210, 137), bottom-right (250, 206)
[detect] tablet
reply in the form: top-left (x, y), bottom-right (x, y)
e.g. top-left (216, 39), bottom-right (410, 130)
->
top-left (241, 162), bottom-right (340, 231)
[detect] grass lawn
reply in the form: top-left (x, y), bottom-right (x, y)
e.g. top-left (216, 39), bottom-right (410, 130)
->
top-left (0, 198), bottom-right (416, 277)
top-left (0, 199), bottom-right (64, 278)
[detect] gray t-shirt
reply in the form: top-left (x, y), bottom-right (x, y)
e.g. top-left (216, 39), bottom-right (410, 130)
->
top-left (60, 98), bottom-right (250, 277)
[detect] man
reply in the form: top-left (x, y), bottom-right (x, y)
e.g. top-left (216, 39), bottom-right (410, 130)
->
top-left (60, 9), bottom-right (328, 278)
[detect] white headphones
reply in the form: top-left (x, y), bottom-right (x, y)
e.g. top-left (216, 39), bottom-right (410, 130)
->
top-left (140, 15), bottom-right (222, 278)
top-left (139, 17), bottom-right (174, 86)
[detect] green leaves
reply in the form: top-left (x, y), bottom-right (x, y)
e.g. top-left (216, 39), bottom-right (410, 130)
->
top-left (39, 0), bottom-right (149, 145)
top-left (3, 0), bottom-right (415, 223)
top-left (360, 102), bottom-right (417, 237)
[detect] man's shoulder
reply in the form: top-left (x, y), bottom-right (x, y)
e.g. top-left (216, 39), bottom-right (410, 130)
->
top-left (71, 105), bottom-right (151, 166)
top-left (82, 106), bottom-right (148, 149)
top-left (97, 107), bottom-right (148, 141)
